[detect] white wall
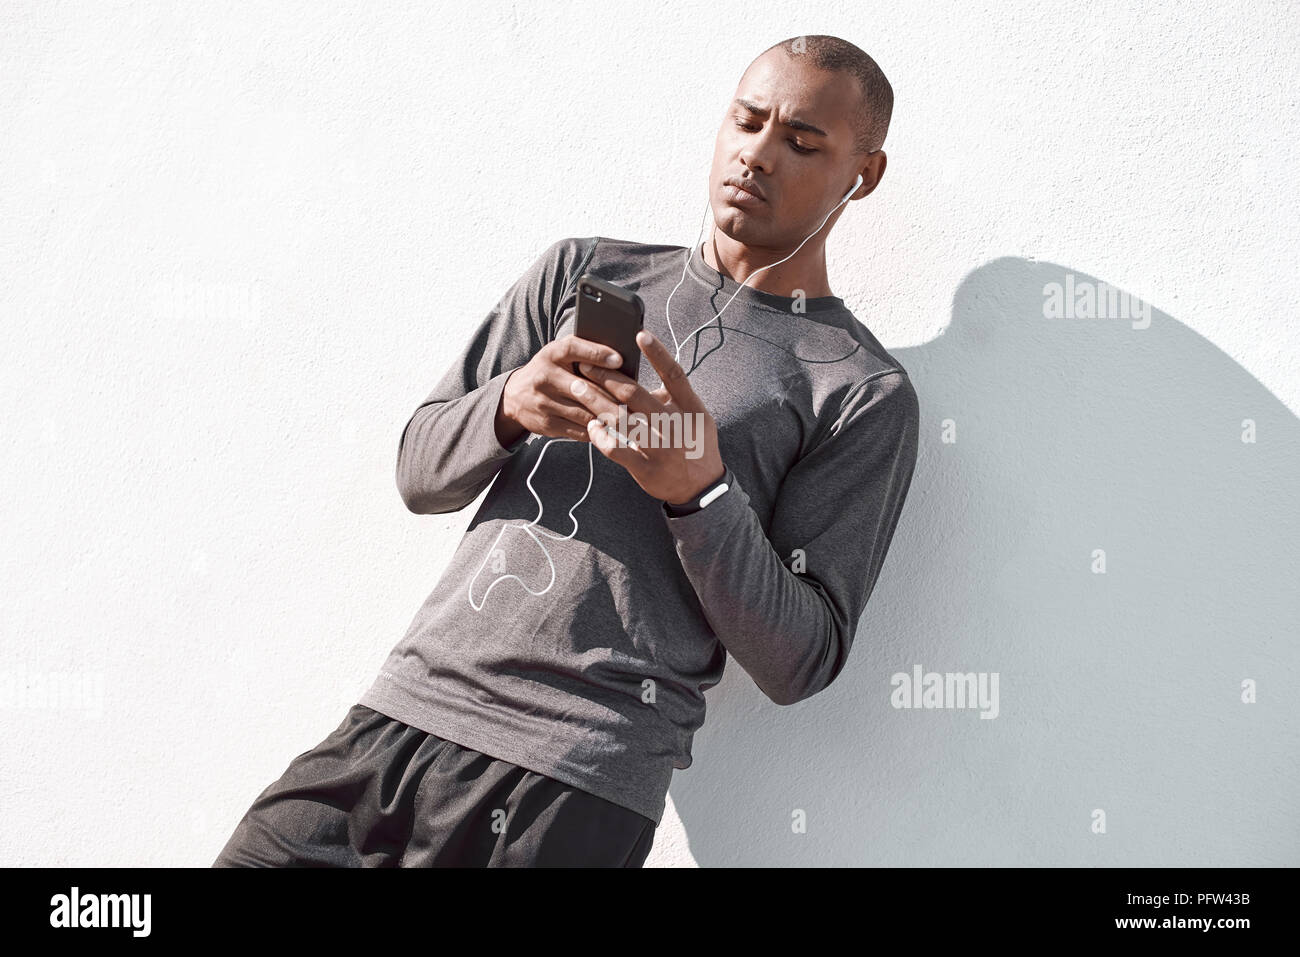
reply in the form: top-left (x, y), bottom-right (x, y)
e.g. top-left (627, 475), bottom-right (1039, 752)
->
top-left (2, 0), bottom-right (1296, 867)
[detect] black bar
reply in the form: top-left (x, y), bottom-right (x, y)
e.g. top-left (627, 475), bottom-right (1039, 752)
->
top-left (3, 866), bottom-right (1281, 941)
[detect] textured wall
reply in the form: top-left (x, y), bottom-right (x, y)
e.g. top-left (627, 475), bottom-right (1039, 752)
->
top-left (2, 1), bottom-right (1296, 867)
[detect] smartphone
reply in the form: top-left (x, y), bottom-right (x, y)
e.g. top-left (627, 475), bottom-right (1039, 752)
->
top-left (572, 274), bottom-right (645, 381)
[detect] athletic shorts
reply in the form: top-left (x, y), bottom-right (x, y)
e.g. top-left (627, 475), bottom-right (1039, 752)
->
top-left (212, 703), bottom-right (657, 868)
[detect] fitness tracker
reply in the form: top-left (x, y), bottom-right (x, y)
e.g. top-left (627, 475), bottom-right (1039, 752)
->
top-left (662, 465), bottom-right (732, 517)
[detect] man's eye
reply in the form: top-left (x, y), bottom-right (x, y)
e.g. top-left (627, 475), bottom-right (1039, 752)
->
top-left (734, 119), bottom-right (816, 154)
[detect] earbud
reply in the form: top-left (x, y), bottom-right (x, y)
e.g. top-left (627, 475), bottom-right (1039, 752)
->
top-left (842, 172), bottom-right (864, 203)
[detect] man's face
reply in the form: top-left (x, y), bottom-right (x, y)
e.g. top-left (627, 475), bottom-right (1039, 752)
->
top-left (708, 49), bottom-right (871, 250)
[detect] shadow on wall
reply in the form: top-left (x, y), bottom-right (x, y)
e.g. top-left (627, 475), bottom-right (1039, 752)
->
top-left (668, 257), bottom-right (1300, 867)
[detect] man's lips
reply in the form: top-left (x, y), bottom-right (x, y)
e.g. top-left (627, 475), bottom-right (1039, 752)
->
top-left (721, 180), bottom-right (767, 206)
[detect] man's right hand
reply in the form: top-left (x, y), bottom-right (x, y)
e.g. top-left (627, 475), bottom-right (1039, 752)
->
top-left (495, 335), bottom-right (627, 447)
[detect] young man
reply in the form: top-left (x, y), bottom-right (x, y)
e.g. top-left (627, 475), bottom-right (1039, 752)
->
top-left (213, 34), bottom-right (918, 868)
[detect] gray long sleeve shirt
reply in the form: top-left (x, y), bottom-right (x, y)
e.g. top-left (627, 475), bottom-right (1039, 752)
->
top-left (358, 236), bottom-right (920, 825)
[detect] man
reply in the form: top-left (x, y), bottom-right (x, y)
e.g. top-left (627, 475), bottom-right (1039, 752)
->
top-left (214, 34), bottom-right (918, 868)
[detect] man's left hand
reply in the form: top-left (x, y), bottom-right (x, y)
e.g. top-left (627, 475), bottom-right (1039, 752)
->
top-left (572, 330), bottom-right (725, 505)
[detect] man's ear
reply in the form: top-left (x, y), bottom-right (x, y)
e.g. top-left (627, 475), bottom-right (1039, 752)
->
top-left (858, 150), bottom-right (886, 198)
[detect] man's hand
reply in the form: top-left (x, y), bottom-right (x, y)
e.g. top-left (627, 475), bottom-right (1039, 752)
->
top-left (497, 335), bottom-right (627, 444)
top-left (574, 330), bottom-right (725, 505)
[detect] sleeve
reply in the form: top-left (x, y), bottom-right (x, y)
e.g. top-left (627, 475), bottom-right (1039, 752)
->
top-left (396, 237), bottom-right (590, 514)
top-left (660, 370), bottom-right (920, 705)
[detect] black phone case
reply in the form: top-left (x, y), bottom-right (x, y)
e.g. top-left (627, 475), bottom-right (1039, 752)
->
top-left (572, 273), bottom-right (645, 381)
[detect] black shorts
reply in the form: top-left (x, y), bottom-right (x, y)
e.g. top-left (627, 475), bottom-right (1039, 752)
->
top-left (212, 703), bottom-right (656, 868)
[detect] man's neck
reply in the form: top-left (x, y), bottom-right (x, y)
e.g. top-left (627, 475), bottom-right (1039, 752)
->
top-left (703, 228), bottom-right (835, 299)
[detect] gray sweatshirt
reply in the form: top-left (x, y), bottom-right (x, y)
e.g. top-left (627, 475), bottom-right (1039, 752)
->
top-left (358, 236), bottom-right (920, 825)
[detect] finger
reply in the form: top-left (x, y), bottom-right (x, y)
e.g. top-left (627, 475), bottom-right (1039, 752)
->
top-left (562, 369), bottom-right (625, 423)
top-left (533, 415), bottom-right (591, 443)
top-left (574, 360), bottom-right (654, 412)
top-left (635, 330), bottom-right (702, 413)
top-left (538, 364), bottom-right (622, 421)
top-left (587, 413), bottom-right (643, 461)
top-left (574, 362), bottom-right (636, 391)
top-left (573, 366), bottom-right (672, 448)
top-left (554, 422), bottom-right (589, 442)
top-left (549, 334), bottom-right (625, 369)
top-left (538, 395), bottom-right (599, 429)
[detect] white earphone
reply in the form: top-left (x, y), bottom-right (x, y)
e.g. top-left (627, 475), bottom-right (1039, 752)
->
top-left (665, 172), bottom-right (862, 366)
top-left (466, 172), bottom-right (864, 610)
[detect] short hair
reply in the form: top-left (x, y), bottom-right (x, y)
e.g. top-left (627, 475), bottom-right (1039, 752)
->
top-left (756, 35), bottom-right (893, 154)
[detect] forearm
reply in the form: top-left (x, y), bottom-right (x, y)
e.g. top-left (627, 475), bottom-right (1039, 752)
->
top-left (398, 368), bottom-right (526, 514)
top-left (663, 473), bottom-right (848, 706)
top-left (396, 238), bottom-right (587, 513)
